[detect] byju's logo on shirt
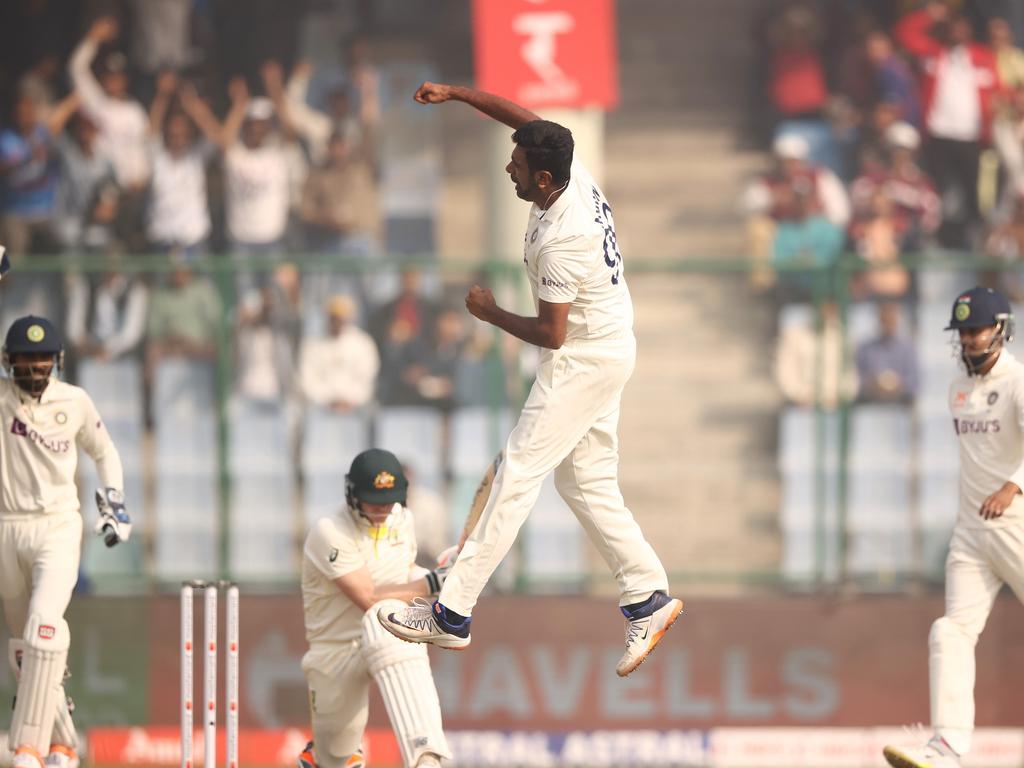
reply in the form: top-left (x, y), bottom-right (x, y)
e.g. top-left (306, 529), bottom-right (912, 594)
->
top-left (10, 417), bottom-right (71, 453)
top-left (541, 276), bottom-right (569, 290)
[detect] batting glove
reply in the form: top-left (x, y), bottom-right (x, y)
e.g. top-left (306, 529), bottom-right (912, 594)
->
top-left (95, 487), bottom-right (131, 547)
top-left (425, 545), bottom-right (460, 596)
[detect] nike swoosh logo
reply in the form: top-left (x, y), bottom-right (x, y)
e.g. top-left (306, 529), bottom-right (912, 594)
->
top-left (640, 624), bottom-right (650, 641)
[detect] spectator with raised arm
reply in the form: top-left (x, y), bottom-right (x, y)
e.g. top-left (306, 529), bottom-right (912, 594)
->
top-left (0, 89), bottom-right (79, 255)
top-left (285, 51), bottom-right (380, 167)
top-left (211, 74), bottom-right (294, 303)
top-left (145, 72), bottom-right (215, 258)
top-left (68, 16), bottom-right (150, 251)
top-left (298, 126), bottom-right (381, 257)
top-left (895, 2), bottom-right (1002, 248)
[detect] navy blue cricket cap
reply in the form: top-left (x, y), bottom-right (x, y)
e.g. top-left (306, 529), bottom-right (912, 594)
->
top-left (946, 286), bottom-right (1013, 330)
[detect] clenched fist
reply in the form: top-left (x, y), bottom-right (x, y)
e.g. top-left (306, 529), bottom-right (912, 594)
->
top-left (414, 81), bottom-right (453, 105)
top-left (466, 285), bottom-right (497, 322)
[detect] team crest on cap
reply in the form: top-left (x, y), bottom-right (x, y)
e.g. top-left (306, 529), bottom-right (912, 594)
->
top-left (955, 303), bottom-right (971, 322)
top-left (26, 324), bottom-right (45, 342)
top-left (373, 471), bottom-right (395, 490)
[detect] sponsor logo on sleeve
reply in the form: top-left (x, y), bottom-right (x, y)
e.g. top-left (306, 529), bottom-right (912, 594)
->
top-left (540, 276), bottom-right (569, 290)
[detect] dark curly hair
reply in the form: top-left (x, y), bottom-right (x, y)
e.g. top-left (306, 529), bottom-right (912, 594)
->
top-left (511, 120), bottom-right (574, 186)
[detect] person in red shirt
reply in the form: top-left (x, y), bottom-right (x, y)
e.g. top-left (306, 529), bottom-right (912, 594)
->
top-left (895, 3), bottom-right (1003, 248)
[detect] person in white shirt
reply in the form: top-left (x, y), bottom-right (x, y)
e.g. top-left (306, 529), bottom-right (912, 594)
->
top-left (0, 315), bottom-right (131, 768)
top-left (221, 82), bottom-right (292, 303)
top-left (884, 287), bottom-right (1024, 768)
top-left (297, 449), bottom-right (453, 768)
top-left (68, 17), bottom-right (150, 251)
top-left (298, 295), bottom-right (379, 411)
top-left (378, 83), bottom-right (682, 678)
top-left (144, 73), bottom-right (214, 255)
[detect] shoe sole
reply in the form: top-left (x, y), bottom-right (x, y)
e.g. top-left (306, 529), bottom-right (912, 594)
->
top-left (616, 599), bottom-right (684, 677)
top-left (377, 612), bottom-right (471, 651)
top-left (883, 746), bottom-right (931, 768)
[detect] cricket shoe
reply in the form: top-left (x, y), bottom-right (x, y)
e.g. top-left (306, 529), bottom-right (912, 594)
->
top-left (12, 747), bottom-right (45, 768)
top-left (297, 742), bottom-right (364, 768)
top-left (377, 598), bottom-right (471, 650)
top-left (616, 591), bottom-right (684, 677)
top-left (45, 746), bottom-right (79, 768)
top-left (884, 736), bottom-right (962, 768)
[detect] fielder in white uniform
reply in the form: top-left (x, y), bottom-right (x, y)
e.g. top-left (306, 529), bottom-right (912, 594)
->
top-left (0, 315), bottom-right (131, 768)
top-left (379, 82), bottom-right (682, 678)
top-left (298, 449), bottom-right (454, 768)
top-left (885, 286), bottom-right (1024, 768)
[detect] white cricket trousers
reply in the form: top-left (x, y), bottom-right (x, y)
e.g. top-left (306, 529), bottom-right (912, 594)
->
top-left (440, 334), bottom-right (669, 616)
top-left (930, 523), bottom-right (1024, 756)
top-left (0, 513), bottom-right (82, 636)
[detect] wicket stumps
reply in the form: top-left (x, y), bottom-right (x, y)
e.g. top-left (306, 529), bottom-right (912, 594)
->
top-left (180, 581), bottom-right (239, 768)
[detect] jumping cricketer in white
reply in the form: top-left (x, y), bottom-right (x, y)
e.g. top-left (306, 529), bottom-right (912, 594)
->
top-left (378, 82), bottom-right (683, 677)
top-left (298, 449), bottom-right (454, 768)
top-left (885, 286), bottom-right (1024, 768)
top-left (1, 315), bottom-right (130, 768)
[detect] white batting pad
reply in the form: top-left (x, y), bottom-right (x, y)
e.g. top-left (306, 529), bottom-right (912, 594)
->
top-left (8, 638), bottom-right (77, 752)
top-left (362, 602), bottom-right (450, 767)
top-left (8, 615), bottom-right (70, 754)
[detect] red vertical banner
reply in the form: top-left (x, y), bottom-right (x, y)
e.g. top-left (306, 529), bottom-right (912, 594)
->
top-left (473, 0), bottom-right (619, 110)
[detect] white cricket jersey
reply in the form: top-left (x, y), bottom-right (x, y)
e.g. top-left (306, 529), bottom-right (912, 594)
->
top-left (523, 158), bottom-right (634, 344)
top-left (0, 378), bottom-right (124, 518)
top-left (301, 505), bottom-right (418, 644)
top-left (949, 351), bottom-right (1024, 528)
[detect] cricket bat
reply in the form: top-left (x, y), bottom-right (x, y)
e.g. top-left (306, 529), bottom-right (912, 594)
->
top-left (457, 449), bottom-right (503, 550)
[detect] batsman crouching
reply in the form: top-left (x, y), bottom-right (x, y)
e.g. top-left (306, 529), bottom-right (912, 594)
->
top-left (1, 316), bottom-right (130, 768)
top-left (298, 449), bottom-right (455, 768)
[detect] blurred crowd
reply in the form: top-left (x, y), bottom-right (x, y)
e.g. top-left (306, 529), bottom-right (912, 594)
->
top-left (746, 0), bottom-right (1024, 409)
top-left (0, 2), bottom-right (508, 427)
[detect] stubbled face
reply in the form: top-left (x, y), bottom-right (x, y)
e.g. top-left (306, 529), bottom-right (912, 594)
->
top-left (506, 145), bottom-right (537, 201)
top-left (358, 501), bottom-right (393, 525)
top-left (959, 325), bottom-right (1000, 360)
top-left (9, 352), bottom-right (54, 397)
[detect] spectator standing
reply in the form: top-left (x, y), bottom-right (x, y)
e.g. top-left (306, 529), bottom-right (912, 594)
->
top-left (220, 79), bottom-right (293, 301)
top-left (865, 31), bottom-right (922, 128)
top-left (145, 74), bottom-right (215, 256)
top-left (53, 112), bottom-right (119, 253)
top-left (68, 17), bottom-right (150, 251)
top-left (989, 17), bottom-right (1024, 90)
top-left (766, 3), bottom-right (829, 121)
top-left (896, 4), bottom-right (1002, 248)
top-left (299, 128), bottom-right (381, 257)
top-left (0, 90), bottom-right (79, 254)
top-left (285, 58), bottom-right (379, 167)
